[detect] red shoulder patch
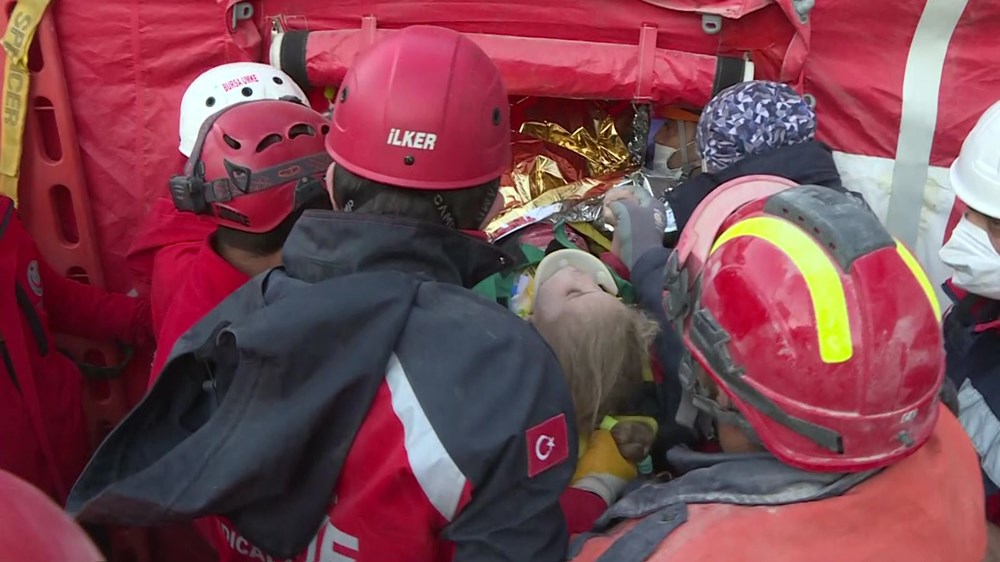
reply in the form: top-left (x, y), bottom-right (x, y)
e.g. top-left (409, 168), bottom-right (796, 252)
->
top-left (526, 413), bottom-right (569, 478)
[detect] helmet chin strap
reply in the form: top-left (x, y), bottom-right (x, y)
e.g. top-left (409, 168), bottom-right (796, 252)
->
top-left (675, 353), bottom-right (762, 447)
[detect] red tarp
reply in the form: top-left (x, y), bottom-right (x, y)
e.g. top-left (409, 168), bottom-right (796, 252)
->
top-left (6, 0), bottom-right (999, 293)
top-left (803, 0), bottom-right (1000, 165)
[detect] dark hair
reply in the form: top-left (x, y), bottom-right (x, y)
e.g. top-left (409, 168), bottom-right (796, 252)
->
top-left (331, 165), bottom-right (499, 230)
top-left (215, 193), bottom-right (331, 256)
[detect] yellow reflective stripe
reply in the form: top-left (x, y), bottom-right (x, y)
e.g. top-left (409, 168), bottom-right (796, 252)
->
top-left (711, 216), bottom-right (854, 364)
top-left (0, 0), bottom-right (53, 203)
top-left (895, 240), bottom-right (942, 320)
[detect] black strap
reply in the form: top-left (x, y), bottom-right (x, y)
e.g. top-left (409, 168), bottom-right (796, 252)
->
top-left (712, 56), bottom-right (747, 97)
top-left (3, 201), bottom-right (49, 358)
top-left (279, 30), bottom-right (312, 91)
top-left (73, 344), bottom-right (135, 380)
top-left (14, 282), bottom-right (48, 356)
top-left (203, 152), bottom-right (332, 204)
top-left (690, 307), bottom-right (844, 453)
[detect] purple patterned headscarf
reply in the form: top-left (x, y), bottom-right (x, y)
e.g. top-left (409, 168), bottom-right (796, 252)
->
top-left (696, 81), bottom-right (817, 173)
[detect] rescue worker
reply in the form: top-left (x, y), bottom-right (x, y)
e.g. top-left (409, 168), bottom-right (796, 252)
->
top-left (0, 469), bottom-right (103, 562)
top-left (128, 63), bottom-right (310, 334)
top-left (645, 110), bottom-right (701, 181)
top-left (148, 99), bottom-right (333, 380)
top-left (126, 65), bottom-right (329, 562)
top-left (178, 62), bottom-right (308, 158)
top-left (939, 100), bottom-right (1000, 529)
top-left (0, 195), bottom-right (151, 504)
top-left (665, 80), bottom-right (865, 233)
top-left (67, 26), bottom-right (576, 562)
top-left (569, 179), bottom-right (987, 561)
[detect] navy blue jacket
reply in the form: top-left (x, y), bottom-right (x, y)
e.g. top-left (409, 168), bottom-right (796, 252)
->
top-left (68, 212), bottom-right (577, 561)
top-left (944, 283), bottom-right (1000, 496)
top-left (666, 141), bottom-right (865, 234)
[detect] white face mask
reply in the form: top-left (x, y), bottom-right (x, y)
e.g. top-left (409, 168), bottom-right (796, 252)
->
top-left (939, 216), bottom-right (1000, 299)
top-left (649, 143), bottom-right (684, 180)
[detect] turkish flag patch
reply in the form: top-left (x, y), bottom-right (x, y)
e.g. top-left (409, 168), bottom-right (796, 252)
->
top-left (526, 413), bottom-right (569, 478)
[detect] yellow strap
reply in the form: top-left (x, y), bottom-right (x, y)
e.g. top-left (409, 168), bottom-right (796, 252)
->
top-left (0, 0), bottom-right (53, 204)
top-left (568, 222), bottom-right (613, 252)
top-left (599, 415), bottom-right (619, 432)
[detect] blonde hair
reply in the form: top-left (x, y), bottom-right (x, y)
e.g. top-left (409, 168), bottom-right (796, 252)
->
top-left (542, 302), bottom-right (660, 434)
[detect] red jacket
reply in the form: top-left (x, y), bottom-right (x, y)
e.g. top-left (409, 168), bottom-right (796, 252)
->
top-left (148, 238), bottom-right (247, 559)
top-left (149, 236), bottom-right (249, 382)
top-left (205, 382), bottom-right (472, 562)
top-left (0, 196), bottom-right (150, 502)
top-left (127, 197), bottom-right (217, 335)
top-left (128, 198), bottom-right (232, 562)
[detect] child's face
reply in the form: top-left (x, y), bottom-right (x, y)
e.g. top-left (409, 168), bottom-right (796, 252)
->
top-left (532, 266), bottom-right (622, 333)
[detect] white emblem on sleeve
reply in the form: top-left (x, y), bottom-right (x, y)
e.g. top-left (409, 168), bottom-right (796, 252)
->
top-left (535, 435), bottom-right (556, 461)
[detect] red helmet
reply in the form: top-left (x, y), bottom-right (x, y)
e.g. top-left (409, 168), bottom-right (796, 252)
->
top-left (326, 25), bottom-right (511, 190)
top-left (170, 99), bottom-right (332, 233)
top-left (665, 176), bottom-right (944, 472)
top-left (0, 470), bottom-right (103, 561)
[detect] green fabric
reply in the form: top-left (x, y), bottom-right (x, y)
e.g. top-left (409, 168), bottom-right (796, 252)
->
top-left (472, 243), bottom-right (546, 304)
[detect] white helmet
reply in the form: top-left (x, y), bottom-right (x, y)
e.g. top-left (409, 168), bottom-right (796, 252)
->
top-left (951, 99), bottom-right (1000, 219)
top-left (178, 62), bottom-right (307, 156)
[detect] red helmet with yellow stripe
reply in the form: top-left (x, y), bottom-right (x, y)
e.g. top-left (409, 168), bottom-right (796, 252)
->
top-left (665, 176), bottom-right (944, 472)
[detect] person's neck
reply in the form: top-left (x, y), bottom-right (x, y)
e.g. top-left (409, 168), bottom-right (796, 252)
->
top-left (212, 236), bottom-right (282, 278)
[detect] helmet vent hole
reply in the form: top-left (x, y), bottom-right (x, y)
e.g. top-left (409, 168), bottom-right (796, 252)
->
top-left (241, 87), bottom-right (254, 97)
top-left (320, 124), bottom-right (330, 135)
top-left (404, 155), bottom-right (415, 166)
top-left (288, 124), bottom-right (316, 139)
top-left (340, 87), bottom-right (349, 103)
top-left (256, 134), bottom-right (284, 153)
top-left (797, 215), bottom-right (805, 222)
top-left (273, 76), bottom-right (284, 85)
top-left (223, 135), bottom-right (242, 150)
top-left (492, 107), bottom-right (502, 125)
top-left (206, 96), bottom-right (217, 108)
